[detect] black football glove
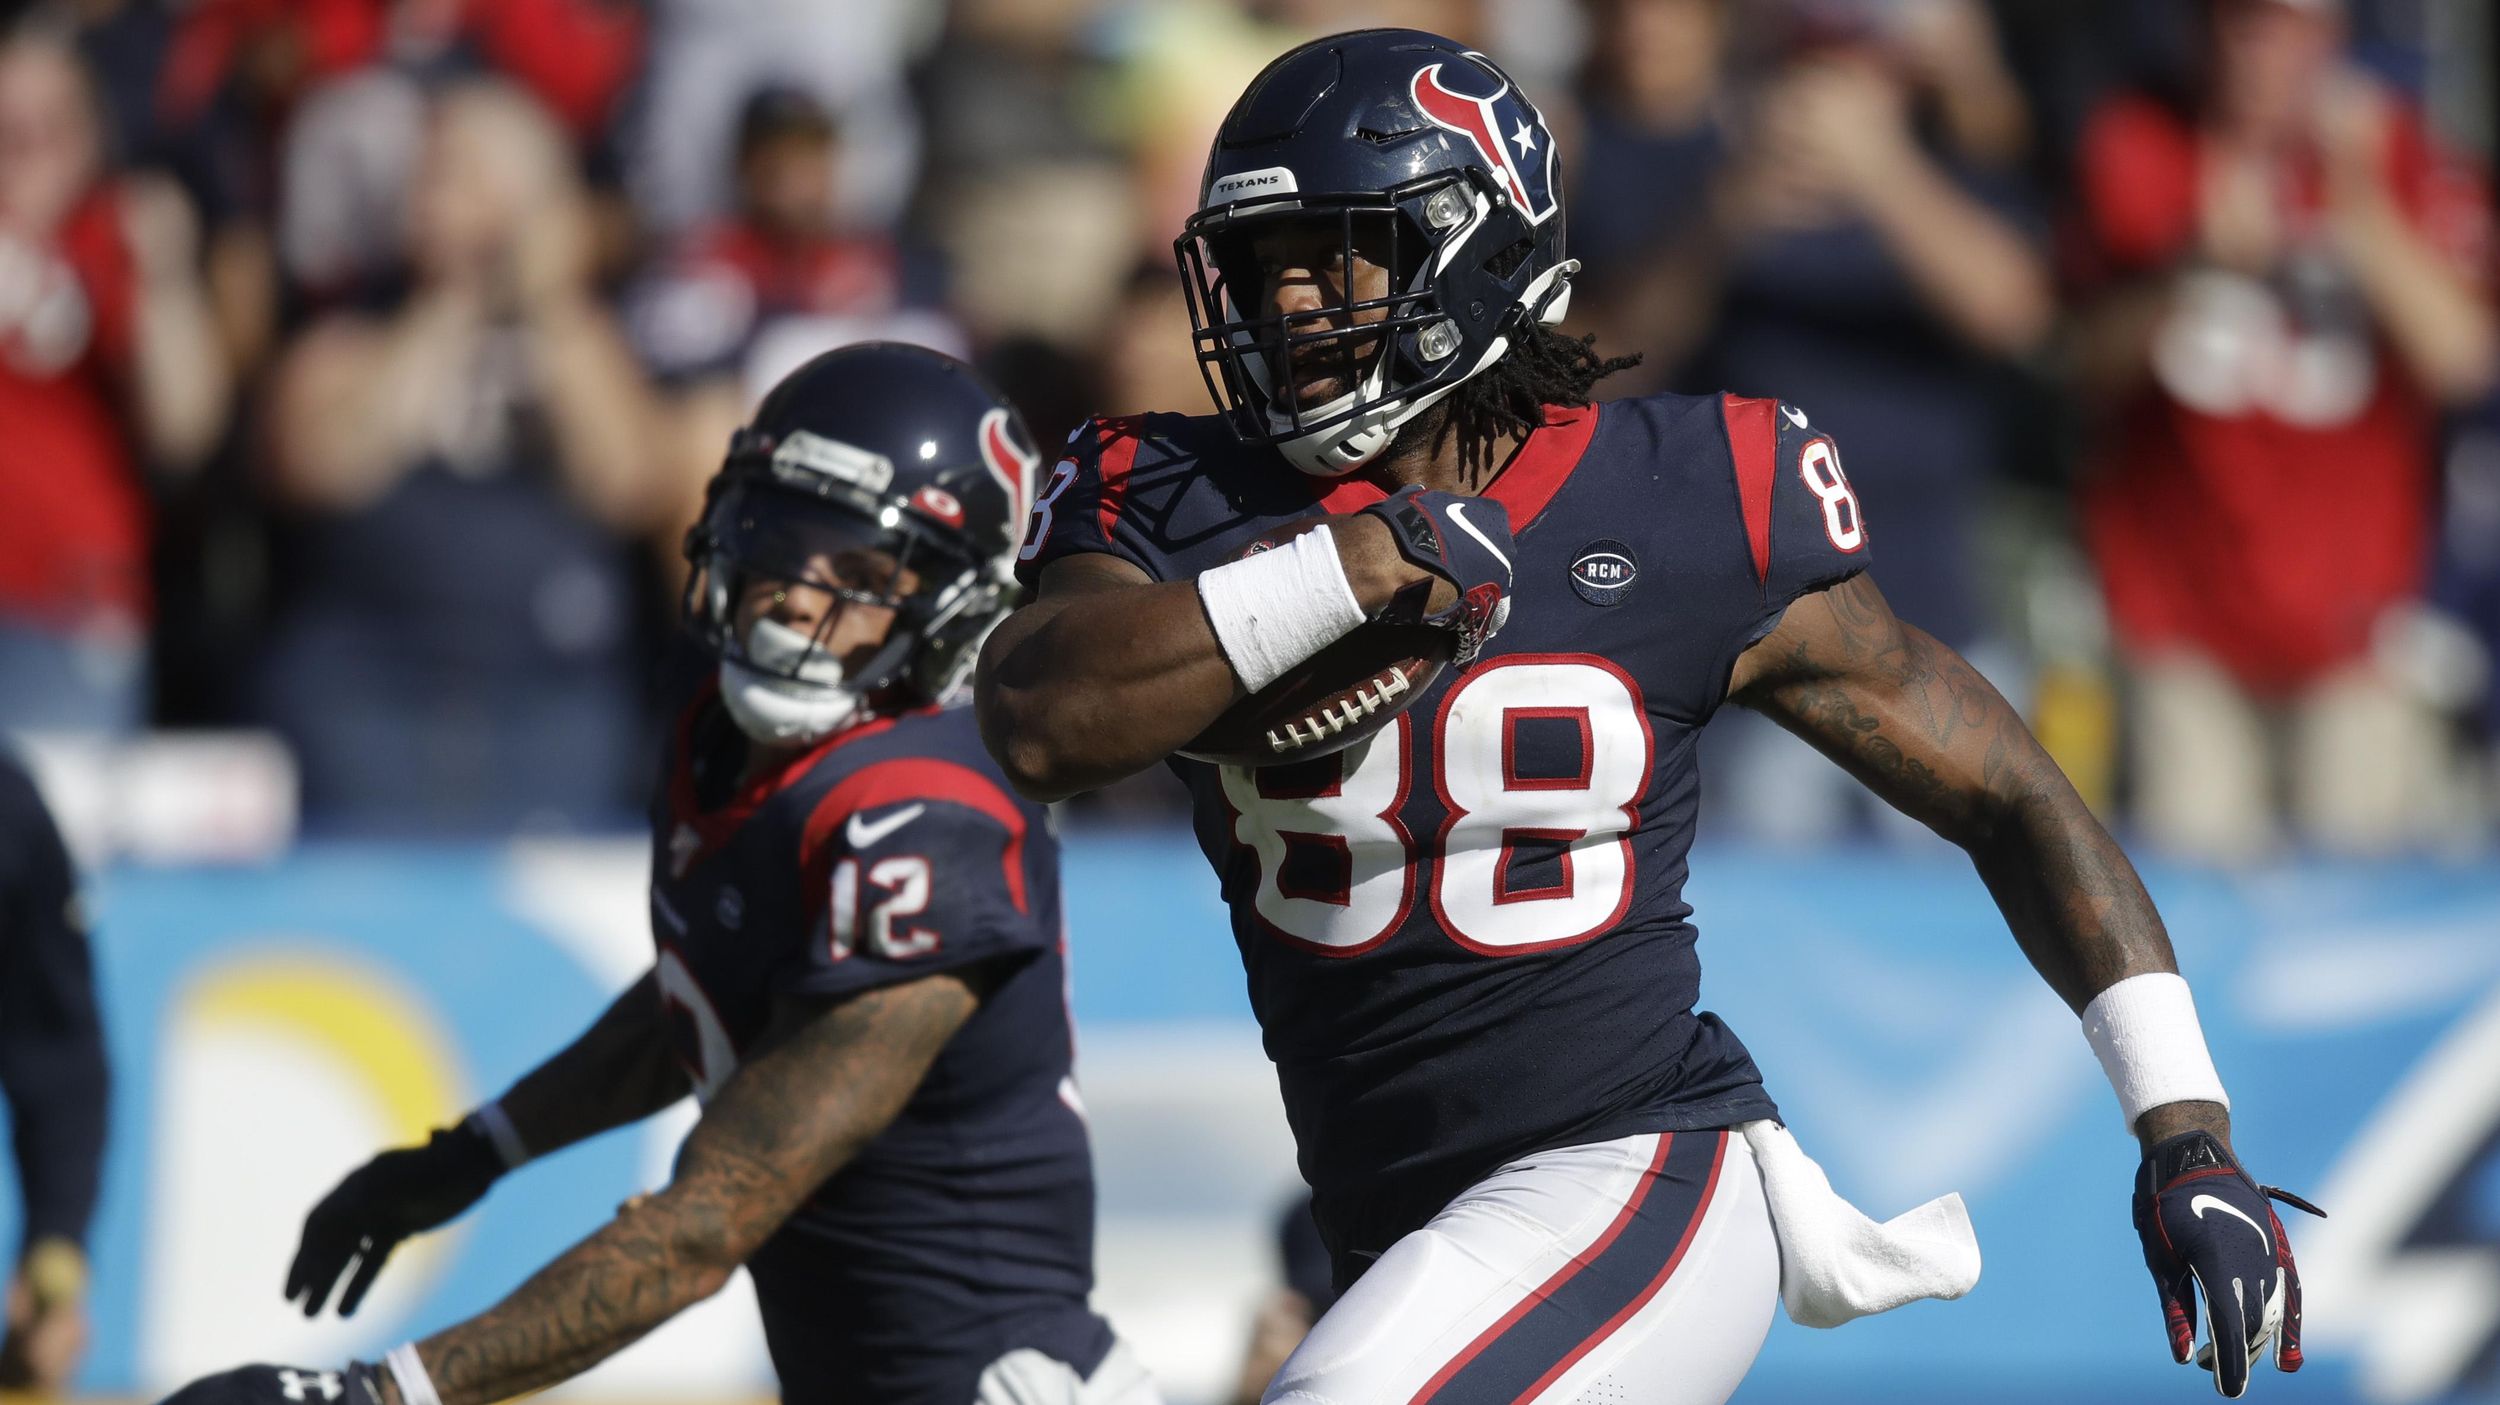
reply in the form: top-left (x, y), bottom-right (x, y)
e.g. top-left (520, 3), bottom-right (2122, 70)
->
top-left (1360, 486), bottom-right (1514, 663)
top-left (286, 1119), bottom-right (505, 1317)
top-left (158, 1362), bottom-right (386, 1405)
top-left (2132, 1130), bottom-right (2326, 1398)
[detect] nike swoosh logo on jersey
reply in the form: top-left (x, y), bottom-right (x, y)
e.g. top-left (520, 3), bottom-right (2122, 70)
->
top-left (1781, 405), bottom-right (1809, 429)
top-left (2189, 1193), bottom-right (2272, 1254)
top-left (1445, 502), bottom-right (1512, 573)
top-left (847, 803), bottom-right (927, 849)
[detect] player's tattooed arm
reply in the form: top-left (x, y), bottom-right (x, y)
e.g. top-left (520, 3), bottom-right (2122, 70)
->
top-left (492, 971), bottom-right (687, 1159)
top-left (1727, 573), bottom-right (2228, 1151)
top-left (396, 970), bottom-right (985, 1405)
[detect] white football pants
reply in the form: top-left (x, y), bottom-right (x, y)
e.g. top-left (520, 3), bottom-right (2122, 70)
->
top-left (1262, 1128), bottom-right (1778, 1405)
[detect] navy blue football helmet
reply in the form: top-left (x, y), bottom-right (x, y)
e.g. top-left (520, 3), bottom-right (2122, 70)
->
top-left (682, 343), bottom-right (1040, 740)
top-left (1175, 29), bottom-right (1577, 477)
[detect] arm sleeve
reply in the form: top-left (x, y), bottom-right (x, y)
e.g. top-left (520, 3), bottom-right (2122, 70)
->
top-left (0, 770), bottom-right (109, 1249)
top-left (782, 800), bottom-right (1048, 1001)
top-left (1714, 393), bottom-right (1875, 668)
top-left (1012, 416), bottom-right (1165, 586)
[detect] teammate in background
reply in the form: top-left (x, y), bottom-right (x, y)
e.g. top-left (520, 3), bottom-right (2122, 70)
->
top-left (164, 344), bottom-right (1160, 1405)
top-left (0, 753), bottom-right (110, 1395)
top-left (982, 29), bottom-right (2313, 1404)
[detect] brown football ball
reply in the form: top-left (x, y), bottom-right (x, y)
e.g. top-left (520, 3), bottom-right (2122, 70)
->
top-left (1178, 520), bottom-right (1452, 768)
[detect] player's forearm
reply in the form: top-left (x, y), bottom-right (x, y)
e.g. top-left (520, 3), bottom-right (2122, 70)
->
top-left (406, 1189), bottom-right (741, 1405)
top-left (493, 973), bottom-right (687, 1160)
top-left (1974, 799), bottom-right (2239, 1153)
top-left (1844, 615), bottom-right (2185, 1007)
top-left (1734, 579), bottom-right (2182, 1021)
top-left (983, 520), bottom-right (1430, 800)
top-left (1961, 763), bottom-right (2180, 1013)
top-left (413, 978), bottom-right (970, 1403)
top-left (1903, 663), bottom-right (2239, 1151)
top-left (979, 583), bottom-right (1245, 799)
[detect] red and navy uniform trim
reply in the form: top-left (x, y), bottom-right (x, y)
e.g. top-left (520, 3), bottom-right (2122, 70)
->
top-left (1717, 394), bottom-right (1779, 590)
top-left (1092, 417), bottom-right (1146, 544)
top-left (1405, 1128), bottom-right (1729, 1405)
top-left (798, 757), bottom-right (1033, 919)
top-left (1309, 403), bottom-right (1603, 535)
top-left (664, 681), bottom-right (907, 876)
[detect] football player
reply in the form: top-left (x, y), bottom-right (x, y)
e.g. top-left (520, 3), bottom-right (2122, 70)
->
top-left (164, 345), bottom-right (1160, 1405)
top-left (980, 28), bottom-right (2313, 1405)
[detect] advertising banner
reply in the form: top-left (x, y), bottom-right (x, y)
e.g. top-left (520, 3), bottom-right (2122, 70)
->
top-left (35, 833), bottom-right (2500, 1403)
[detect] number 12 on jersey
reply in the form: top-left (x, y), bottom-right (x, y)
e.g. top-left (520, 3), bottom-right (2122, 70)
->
top-left (1220, 656), bottom-right (1653, 957)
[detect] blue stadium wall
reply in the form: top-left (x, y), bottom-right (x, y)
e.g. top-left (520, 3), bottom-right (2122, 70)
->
top-left (29, 831), bottom-right (2500, 1403)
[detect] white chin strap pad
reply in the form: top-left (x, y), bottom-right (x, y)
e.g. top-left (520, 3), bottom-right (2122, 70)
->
top-left (1269, 260), bottom-right (1579, 478)
top-left (1276, 350), bottom-right (1487, 478)
top-left (718, 617), bottom-right (862, 744)
top-left (1280, 413), bottom-right (1396, 478)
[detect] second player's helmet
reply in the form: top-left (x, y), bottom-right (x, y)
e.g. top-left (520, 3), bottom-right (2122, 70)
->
top-left (1176, 29), bottom-right (1577, 477)
top-left (682, 342), bottom-right (1040, 743)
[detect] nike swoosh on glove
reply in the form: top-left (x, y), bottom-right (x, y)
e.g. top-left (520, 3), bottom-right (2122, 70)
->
top-left (1361, 485), bottom-right (1514, 663)
top-left (157, 1362), bottom-right (387, 1405)
top-left (2133, 1130), bottom-right (2326, 1398)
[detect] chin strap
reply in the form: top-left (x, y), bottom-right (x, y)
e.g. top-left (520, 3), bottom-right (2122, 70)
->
top-left (1274, 261), bottom-right (1577, 479)
top-left (718, 657), bottom-right (863, 744)
top-left (1276, 349), bottom-right (1488, 478)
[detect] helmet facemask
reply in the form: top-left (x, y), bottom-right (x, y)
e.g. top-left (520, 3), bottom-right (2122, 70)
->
top-left (682, 447), bottom-right (988, 744)
top-left (1178, 169), bottom-right (1539, 477)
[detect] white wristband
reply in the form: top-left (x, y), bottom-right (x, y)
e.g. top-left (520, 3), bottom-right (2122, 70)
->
top-left (1197, 524), bottom-right (1369, 693)
top-left (385, 1344), bottom-right (444, 1405)
top-left (2081, 972), bottom-right (2229, 1131)
top-left (469, 1102), bottom-right (531, 1170)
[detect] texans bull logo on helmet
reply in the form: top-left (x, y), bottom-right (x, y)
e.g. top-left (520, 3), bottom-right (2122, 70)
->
top-left (977, 406), bottom-right (1041, 526)
top-left (1408, 57), bottom-right (1559, 225)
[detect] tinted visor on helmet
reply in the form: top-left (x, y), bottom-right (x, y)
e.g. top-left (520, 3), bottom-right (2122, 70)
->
top-left (1175, 177), bottom-right (1471, 444)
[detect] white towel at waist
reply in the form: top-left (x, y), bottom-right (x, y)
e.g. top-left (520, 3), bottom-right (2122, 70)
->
top-left (1737, 1119), bottom-right (1982, 1328)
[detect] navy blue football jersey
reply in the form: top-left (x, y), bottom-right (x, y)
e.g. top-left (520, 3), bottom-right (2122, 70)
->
top-left (646, 673), bottom-right (1111, 1402)
top-left (1015, 393), bottom-right (1871, 1261)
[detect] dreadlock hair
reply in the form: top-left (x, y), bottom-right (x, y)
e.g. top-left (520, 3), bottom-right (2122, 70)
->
top-left (1434, 323), bottom-right (1643, 476)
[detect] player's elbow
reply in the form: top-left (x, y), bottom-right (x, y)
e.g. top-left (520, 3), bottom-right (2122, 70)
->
top-left (1953, 768), bottom-right (2079, 857)
top-left (975, 676), bottom-right (1093, 805)
top-left (974, 635), bottom-right (1074, 802)
top-left (990, 721), bottom-right (1089, 805)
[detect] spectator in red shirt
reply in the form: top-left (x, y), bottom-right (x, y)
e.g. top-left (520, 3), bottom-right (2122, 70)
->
top-left (2070, 0), bottom-right (2495, 861)
top-left (0, 28), bottom-right (229, 738)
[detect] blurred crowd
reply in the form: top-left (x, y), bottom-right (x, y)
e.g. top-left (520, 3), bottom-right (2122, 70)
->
top-left (0, 0), bottom-right (2493, 863)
